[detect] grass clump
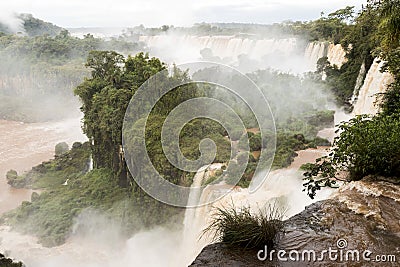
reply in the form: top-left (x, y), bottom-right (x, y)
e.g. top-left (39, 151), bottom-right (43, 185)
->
top-left (204, 204), bottom-right (284, 249)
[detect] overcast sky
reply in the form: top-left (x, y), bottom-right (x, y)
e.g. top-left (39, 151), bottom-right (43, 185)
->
top-left (1, 0), bottom-right (367, 28)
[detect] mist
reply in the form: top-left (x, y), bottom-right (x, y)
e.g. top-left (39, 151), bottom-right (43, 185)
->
top-left (0, 11), bottom-right (24, 34)
top-left (0, 11), bottom-right (350, 267)
top-left (0, 207), bottom-right (189, 267)
top-left (135, 32), bottom-right (314, 74)
top-left (0, 56), bottom-right (84, 122)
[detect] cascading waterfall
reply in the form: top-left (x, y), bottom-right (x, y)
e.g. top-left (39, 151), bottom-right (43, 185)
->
top-left (181, 149), bottom-right (335, 265)
top-left (302, 44), bottom-right (393, 116)
top-left (182, 165), bottom-right (208, 234)
top-left (304, 41), bottom-right (347, 71)
top-left (350, 61), bottom-right (367, 105)
top-left (88, 155), bottom-right (93, 172)
top-left (139, 35), bottom-right (312, 73)
top-left (140, 35), bottom-right (350, 74)
top-left (181, 164), bottom-right (222, 266)
top-left (139, 35), bottom-right (298, 60)
top-left (304, 42), bottom-right (328, 71)
top-left (353, 58), bottom-right (394, 115)
top-left (327, 43), bottom-right (347, 68)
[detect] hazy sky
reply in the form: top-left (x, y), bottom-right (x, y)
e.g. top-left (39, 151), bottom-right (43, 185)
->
top-left (1, 0), bottom-right (367, 28)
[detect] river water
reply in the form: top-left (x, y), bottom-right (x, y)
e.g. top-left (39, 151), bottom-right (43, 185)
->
top-left (0, 118), bottom-right (87, 214)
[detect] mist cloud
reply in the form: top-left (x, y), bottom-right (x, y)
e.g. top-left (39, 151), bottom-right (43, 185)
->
top-left (0, 10), bottom-right (24, 33)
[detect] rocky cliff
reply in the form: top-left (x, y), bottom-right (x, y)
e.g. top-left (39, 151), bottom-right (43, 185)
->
top-left (190, 178), bottom-right (400, 266)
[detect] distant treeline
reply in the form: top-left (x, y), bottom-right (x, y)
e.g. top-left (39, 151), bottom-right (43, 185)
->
top-left (0, 16), bottom-right (144, 122)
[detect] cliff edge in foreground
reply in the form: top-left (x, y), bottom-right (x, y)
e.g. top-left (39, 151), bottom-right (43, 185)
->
top-left (191, 179), bottom-right (400, 266)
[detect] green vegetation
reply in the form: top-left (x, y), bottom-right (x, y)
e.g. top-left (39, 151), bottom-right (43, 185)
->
top-left (0, 16), bottom-right (143, 122)
top-left (291, 6), bottom-right (355, 43)
top-left (204, 204), bottom-right (284, 249)
top-left (6, 170), bottom-right (21, 188)
top-left (55, 142), bottom-right (69, 156)
top-left (0, 13), bottom-right (62, 36)
top-left (7, 142), bottom-right (90, 189)
top-left (303, 0), bottom-right (400, 199)
top-left (303, 114), bottom-right (400, 198)
top-left (4, 168), bottom-right (126, 247)
top-left (125, 22), bottom-right (313, 39)
top-left (0, 253), bottom-right (24, 267)
top-left (2, 141), bottom-right (183, 246)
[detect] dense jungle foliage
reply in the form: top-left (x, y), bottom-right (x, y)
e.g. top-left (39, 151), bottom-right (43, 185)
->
top-left (303, 0), bottom-right (400, 198)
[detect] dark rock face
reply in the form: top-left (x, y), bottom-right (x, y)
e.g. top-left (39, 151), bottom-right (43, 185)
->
top-left (189, 243), bottom-right (268, 267)
top-left (190, 180), bottom-right (400, 266)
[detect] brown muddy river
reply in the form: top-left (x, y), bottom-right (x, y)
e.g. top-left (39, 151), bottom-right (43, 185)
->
top-left (0, 118), bottom-right (86, 214)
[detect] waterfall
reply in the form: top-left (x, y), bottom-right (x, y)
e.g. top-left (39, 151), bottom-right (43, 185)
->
top-left (181, 164), bottom-right (221, 266)
top-left (304, 42), bottom-right (328, 71)
top-left (183, 165), bottom-right (207, 224)
top-left (88, 155), bottom-right (93, 172)
top-left (138, 35), bottom-right (310, 72)
top-left (139, 35), bottom-right (298, 60)
top-left (350, 61), bottom-right (367, 105)
top-left (140, 35), bottom-right (350, 74)
top-left (181, 151), bottom-right (335, 265)
top-left (304, 41), bottom-right (347, 71)
top-left (327, 43), bottom-right (347, 68)
top-left (353, 58), bottom-right (394, 115)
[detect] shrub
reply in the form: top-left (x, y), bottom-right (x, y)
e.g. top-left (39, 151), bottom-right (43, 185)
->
top-left (306, 110), bottom-right (335, 128)
top-left (303, 114), bottom-right (400, 198)
top-left (6, 170), bottom-right (26, 188)
top-left (249, 133), bottom-right (262, 151)
top-left (6, 169), bottom-right (18, 181)
top-left (72, 142), bottom-right (83, 149)
top-left (55, 142), bottom-right (69, 156)
top-left (0, 253), bottom-right (24, 267)
top-left (313, 136), bottom-right (331, 146)
top-left (204, 204), bottom-right (284, 249)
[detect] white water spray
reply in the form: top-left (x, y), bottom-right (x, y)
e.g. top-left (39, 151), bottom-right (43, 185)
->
top-left (353, 58), bottom-right (394, 115)
top-left (304, 41), bottom-right (347, 72)
top-left (180, 147), bottom-right (335, 265)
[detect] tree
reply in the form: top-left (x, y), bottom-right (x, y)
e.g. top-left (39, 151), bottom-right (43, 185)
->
top-left (75, 52), bottom-right (203, 187)
top-left (55, 142), bottom-right (69, 156)
top-left (0, 253), bottom-right (24, 267)
top-left (85, 51), bottom-right (124, 85)
top-left (303, 115), bottom-right (400, 198)
top-left (328, 6), bottom-right (355, 23)
top-left (374, 0), bottom-right (400, 53)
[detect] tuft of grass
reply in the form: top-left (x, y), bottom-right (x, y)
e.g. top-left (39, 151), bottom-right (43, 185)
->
top-left (204, 203), bottom-right (285, 250)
